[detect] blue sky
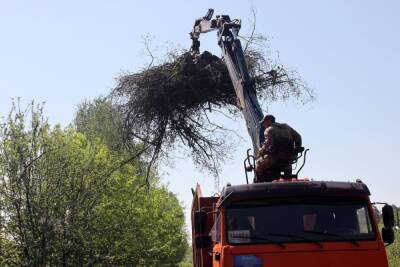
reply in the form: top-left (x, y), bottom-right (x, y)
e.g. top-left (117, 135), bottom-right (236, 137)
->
top-left (1, 1), bottom-right (399, 227)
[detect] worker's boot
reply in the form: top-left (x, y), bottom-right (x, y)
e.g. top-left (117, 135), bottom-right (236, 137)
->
top-left (281, 164), bottom-right (294, 179)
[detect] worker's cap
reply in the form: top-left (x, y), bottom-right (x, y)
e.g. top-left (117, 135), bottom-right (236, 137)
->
top-left (259, 114), bottom-right (275, 124)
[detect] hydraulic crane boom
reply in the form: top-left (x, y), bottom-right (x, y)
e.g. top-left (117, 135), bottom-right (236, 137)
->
top-left (190, 9), bottom-right (264, 156)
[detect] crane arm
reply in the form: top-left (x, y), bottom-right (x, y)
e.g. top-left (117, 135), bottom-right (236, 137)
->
top-left (190, 9), bottom-right (265, 154)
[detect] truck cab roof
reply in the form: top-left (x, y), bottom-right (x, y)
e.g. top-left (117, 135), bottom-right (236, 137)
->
top-left (219, 180), bottom-right (370, 207)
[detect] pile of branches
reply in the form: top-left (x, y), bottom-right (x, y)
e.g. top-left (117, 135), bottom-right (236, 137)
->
top-left (112, 48), bottom-right (313, 176)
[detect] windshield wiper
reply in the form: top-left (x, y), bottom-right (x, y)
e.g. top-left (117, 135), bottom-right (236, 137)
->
top-left (303, 230), bottom-right (360, 247)
top-left (267, 232), bottom-right (323, 248)
top-left (230, 234), bottom-right (286, 249)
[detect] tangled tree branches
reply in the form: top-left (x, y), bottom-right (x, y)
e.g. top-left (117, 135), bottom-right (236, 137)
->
top-left (245, 48), bottom-right (313, 104)
top-left (112, 46), bottom-right (314, 176)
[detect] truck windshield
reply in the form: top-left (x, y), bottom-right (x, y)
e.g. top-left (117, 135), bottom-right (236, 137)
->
top-left (226, 199), bottom-right (376, 245)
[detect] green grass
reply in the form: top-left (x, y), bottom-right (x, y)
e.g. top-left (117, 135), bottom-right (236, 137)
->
top-left (387, 229), bottom-right (400, 267)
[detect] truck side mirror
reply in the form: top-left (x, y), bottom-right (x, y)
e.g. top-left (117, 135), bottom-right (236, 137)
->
top-left (382, 204), bottom-right (395, 228)
top-left (382, 227), bottom-right (395, 244)
top-left (194, 211), bottom-right (207, 234)
top-left (195, 235), bottom-right (212, 248)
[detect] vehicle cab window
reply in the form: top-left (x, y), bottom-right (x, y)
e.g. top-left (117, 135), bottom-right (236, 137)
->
top-left (210, 213), bottom-right (221, 243)
top-left (226, 199), bottom-right (376, 245)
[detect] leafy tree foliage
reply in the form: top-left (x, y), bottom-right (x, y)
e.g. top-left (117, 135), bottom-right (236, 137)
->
top-left (74, 97), bottom-right (125, 152)
top-left (74, 97), bottom-right (154, 183)
top-left (178, 245), bottom-right (193, 267)
top-left (0, 102), bottom-right (187, 266)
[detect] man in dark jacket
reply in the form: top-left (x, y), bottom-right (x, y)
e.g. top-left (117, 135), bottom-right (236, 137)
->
top-left (254, 115), bottom-right (303, 182)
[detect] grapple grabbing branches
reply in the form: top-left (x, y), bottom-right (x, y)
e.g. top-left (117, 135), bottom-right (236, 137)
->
top-left (113, 9), bottom-right (313, 176)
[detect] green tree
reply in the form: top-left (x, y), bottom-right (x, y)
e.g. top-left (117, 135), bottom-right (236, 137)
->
top-left (74, 98), bottom-right (189, 265)
top-left (0, 102), bottom-right (117, 265)
top-left (0, 101), bottom-right (188, 266)
top-left (92, 171), bottom-right (187, 266)
top-left (74, 97), bottom-right (125, 152)
top-left (74, 97), bottom-right (152, 181)
top-left (179, 246), bottom-right (193, 267)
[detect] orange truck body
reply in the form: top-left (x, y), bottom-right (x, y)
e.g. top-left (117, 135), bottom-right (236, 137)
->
top-left (191, 181), bottom-right (389, 267)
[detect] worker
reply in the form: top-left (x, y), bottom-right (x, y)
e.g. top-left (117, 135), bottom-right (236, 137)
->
top-left (254, 114), bottom-right (303, 182)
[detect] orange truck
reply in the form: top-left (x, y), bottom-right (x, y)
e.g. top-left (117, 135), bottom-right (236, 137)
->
top-left (189, 10), bottom-right (396, 266)
top-left (191, 180), bottom-right (395, 267)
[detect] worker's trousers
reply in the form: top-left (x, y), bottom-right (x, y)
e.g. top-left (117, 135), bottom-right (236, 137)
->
top-left (254, 155), bottom-right (292, 182)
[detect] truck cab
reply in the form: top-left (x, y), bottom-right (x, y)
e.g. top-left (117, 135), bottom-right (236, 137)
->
top-left (192, 180), bottom-right (394, 267)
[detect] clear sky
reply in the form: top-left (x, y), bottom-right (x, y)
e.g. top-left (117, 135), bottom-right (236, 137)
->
top-left (1, 0), bottom-right (399, 229)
